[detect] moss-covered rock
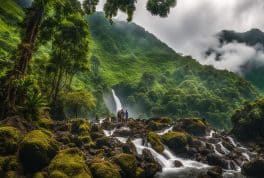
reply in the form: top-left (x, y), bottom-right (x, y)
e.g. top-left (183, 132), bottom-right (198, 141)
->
top-left (0, 156), bottom-right (19, 174)
top-left (147, 132), bottom-right (164, 153)
top-left (90, 157), bottom-right (121, 178)
top-left (37, 117), bottom-right (53, 129)
top-left (48, 148), bottom-right (92, 178)
top-left (33, 172), bottom-right (46, 178)
top-left (231, 98), bottom-right (264, 141)
top-left (18, 130), bottom-right (59, 173)
top-left (71, 119), bottom-right (91, 135)
top-left (161, 131), bottom-right (191, 153)
top-left (111, 153), bottom-right (137, 178)
top-left (0, 126), bottom-right (21, 155)
top-left (147, 117), bottom-right (172, 131)
top-left (135, 167), bottom-right (145, 178)
top-left (173, 118), bottom-right (207, 136)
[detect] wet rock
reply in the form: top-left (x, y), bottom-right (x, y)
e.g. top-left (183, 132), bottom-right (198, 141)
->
top-left (206, 153), bottom-right (229, 169)
top-left (141, 149), bottom-right (162, 177)
top-left (122, 139), bottom-right (137, 155)
top-left (173, 118), bottom-right (208, 136)
top-left (242, 159), bottom-right (264, 178)
top-left (161, 131), bottom-right (192, 154)
top-left (147, 132), bottom-right (164, 153)
top-left (146, 117), bottom-right (172, 131)
top-left (174, 160), bottom-right (183, 167)
top-left (207, 166), bottom-right (223, 178)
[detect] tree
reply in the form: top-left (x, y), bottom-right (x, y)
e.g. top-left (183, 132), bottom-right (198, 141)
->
top-left (63, 90), bottom-right (96, 118)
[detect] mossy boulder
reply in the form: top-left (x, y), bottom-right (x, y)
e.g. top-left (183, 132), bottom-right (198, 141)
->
top-left (33, 172), bottom-right (46, 178)
top-left (0, 126), bottom-right (21, 155)
top-left (173, 118), bottom-right (207, 136)
top-left (147, 117), bottom-right (173, 131)
top-left (19, 130), bottom-right (59, 173)
top-left (90, 157), bottom-right (121, 178)
top-left (71, 119), bottom-right (91, 135)
top-left (0, 156), bottom-right (19, 175)
top-left (135, 167), bottom-right (144, 178)
top-left (231, 98), bottom-right (264, 141)
top-left (161, 131), bottom-right (191, 153)
top-left (147, 132), bottom-right (164, 153)
top-left (111, 153), bottom-right (137, 178)
top-left (37, 117), bottom-right (53, 129)
top-left (48, 148), bottom-right (92, 178)
top-left (242, 159), bottom-right (264, 178)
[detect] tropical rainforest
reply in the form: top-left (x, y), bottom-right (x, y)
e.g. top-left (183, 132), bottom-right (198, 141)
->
top-left (0, 0), bottom-right (263, 178)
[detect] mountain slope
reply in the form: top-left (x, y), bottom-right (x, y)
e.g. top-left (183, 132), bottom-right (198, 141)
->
top-left (77, 12), bottom-right (258, 129)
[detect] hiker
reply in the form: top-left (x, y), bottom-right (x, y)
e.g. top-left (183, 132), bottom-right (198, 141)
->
top-left (120, 108), bottom-right (125, 121)
top-left (125, 110), bottom-right (128, 120)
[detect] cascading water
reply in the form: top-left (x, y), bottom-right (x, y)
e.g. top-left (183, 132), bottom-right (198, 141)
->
top-left (112, 89), bottom-right (122, 112)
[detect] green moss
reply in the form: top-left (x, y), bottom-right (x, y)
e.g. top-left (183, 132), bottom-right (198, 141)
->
top-left (5, 171), bottom-right (16, 178)
top-left (38, 117), bottom-right (53, 129)
top-left (71, 119), bottom-right (91, 135)
top-left (0, 156), bottom-right (19, 172)
top-left (33, 172), bottom-right (45, 178)
top-left (48, 148), bottom-right (91, 178)
top-left (111, 153), bottom-right (137, 178)
top-left (19, 130), bottom-right (59, 173)
top-left (0, 126), bottom-right (21, 155)
top-left (135, 167), bottom-right (144, 178)
top-left (90, 157), bottom-right (121, 178)
top-left (50, 170), bottom-right (68, 178)
top-left (147, 132), bottom-right (164, 153)
top-left (161, 131), bottom-right (191, 152)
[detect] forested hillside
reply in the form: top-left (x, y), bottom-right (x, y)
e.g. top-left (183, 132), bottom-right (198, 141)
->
top-left (80, 13), bottom-right (258, 129)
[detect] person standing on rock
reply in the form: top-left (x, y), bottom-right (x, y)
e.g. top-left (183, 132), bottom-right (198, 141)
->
top-left (125, 110), bottom-right (128, 121)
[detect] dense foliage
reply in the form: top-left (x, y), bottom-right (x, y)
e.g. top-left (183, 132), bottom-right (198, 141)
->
top-left (231, 97), bottom-right (264, 141)
top-left (81, 12), bottom-right (258, 129)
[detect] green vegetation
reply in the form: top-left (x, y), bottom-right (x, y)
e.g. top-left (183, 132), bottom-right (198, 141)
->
top-left (147, 132), bottom-right (164, 153)
top-left (111, 153), bottom-right (137, 178)
top-left (82, 12), bottom-right (258, 129)
top-left (48, 148), bottom-right (92, 178)
top-left (231, 97), bottom-right (264, 141)
top-left (0, 126), bottom-right (21, 155)
top-left (90, 157), bottom-right (121, 178)
top-left (161, 131), bottom-right (191, 152)
top-left (18, 130), bottom-right (59, 172)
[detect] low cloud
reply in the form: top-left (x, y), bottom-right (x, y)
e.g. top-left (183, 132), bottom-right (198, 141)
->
top-left (201, 42), bottom-right (264, 75)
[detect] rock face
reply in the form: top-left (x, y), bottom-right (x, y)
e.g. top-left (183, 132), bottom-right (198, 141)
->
top-left (231, 98), bottom-right (264, 141)
top-left (141, 149), bottom-right (162, 177)
top-left (173, 118), bottom-right (208, 136)
top-left (161, 131), bottom-right (191, 153)
top-left (242, 159), bottom-right (264, 178)
top-left (147, 132), bottom-right (164, 153)
top-left (18, 130), bottom-right (59, 173)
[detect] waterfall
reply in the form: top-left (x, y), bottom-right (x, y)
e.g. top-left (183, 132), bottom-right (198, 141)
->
top-left (112, 89), bottom-right (122, 112)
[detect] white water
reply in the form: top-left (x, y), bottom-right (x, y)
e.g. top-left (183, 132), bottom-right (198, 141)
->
top-left (211, 144), bottom-right (224, 156)
top-left (219, 142), bottom-right (230, 155)
top-left (112, 89), bottom-right (122, 112)
top-left (157, 126), bottom-right (173, 135)
top-left (103, 128), bottom-right (116, 137)
top-left (227, 136), bottom-right (237, 147)
top-left (206, 130), bottom-right (216, 139)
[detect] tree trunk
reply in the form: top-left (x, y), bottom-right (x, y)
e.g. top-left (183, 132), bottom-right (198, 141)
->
top-left (0, 3), bottom-right (45, 119)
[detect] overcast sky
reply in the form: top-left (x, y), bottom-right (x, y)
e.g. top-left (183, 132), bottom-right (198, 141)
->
top-left (94, 0), bottom-right (264, 74)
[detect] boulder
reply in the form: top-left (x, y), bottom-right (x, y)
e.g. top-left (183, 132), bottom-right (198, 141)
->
top-left (242, 159), bottom-right (264, 178)
top-left (111, 153), bottom-right (137, 178)
top-left (174, 160), bottom-right (183, 167)
top-left (90, 157), bottom-right (121, 178)
top-left (173, 118), bottom-right (207, 136)
top-left (48, 148), bottom-right (92, 178)
top-left (141, 149), bottom-right (162, 177)
top-left (0, 126), bottom-right (21, 155)
top-left (206, 153), bottom-right (229, 169)
top-left (161, 131), bottom-right (191, 153)
top-left (147, 132), bottom-right (164, 153)
top-left (18, 130), bottom-right (59, 173)
top-left (71, 119), bottom-right (91, 135)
